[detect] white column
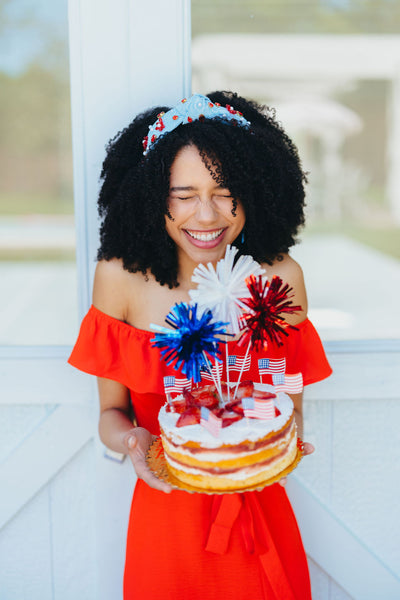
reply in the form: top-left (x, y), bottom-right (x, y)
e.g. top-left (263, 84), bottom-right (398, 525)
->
top-left (68, 2), bottom-right (191, 598)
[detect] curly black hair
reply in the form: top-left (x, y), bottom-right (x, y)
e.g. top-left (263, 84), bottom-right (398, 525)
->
top-left (97, 91), bottom-right (307, 288)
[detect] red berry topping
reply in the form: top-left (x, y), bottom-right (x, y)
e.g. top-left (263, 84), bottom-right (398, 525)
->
top-left (176, 407), bottom-right (201, 427)
top-left (253, 390), bottom-right (276, 400)
top-left (221, 411), bottom-right (243, 428)
top-left (274, 407), bottom-right (281, 417)
top-left (235, 380), bottom-right (254, 400)
top-left (225, 399), bottom-right (244, 416)
top-left (171, 398), bottom-right (189, 414)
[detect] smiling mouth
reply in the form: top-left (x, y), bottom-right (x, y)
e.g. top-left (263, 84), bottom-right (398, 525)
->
top-left (185, 228), bottom-right (225, 242)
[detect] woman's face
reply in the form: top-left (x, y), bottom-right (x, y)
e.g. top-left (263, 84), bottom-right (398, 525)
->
top-left (165, 145), bottom-right (245, 274)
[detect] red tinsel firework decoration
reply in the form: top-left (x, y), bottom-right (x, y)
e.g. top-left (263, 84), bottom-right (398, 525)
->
top-left (238, 275), bottom-right (302, 351)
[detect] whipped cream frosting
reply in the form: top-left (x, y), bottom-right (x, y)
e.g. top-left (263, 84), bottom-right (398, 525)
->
top-left (158, 384), bottom-right (294, 449)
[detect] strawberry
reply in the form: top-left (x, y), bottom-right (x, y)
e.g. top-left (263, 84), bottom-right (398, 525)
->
top-left (235, 380), bottom-right (254, 400)
top-left (212, 407), bottom-right (225, 418)
top-left (193, 392), bottom-right (219, 409)
top-left (176, 407), bottom-right (201, 427)
top-left (275, 407), bottom-right (281, 417)
top-left (182, 389), bottom-right (195, 405)
top-left (221, 411), bottom-right (243, 428)
top-left (253, 389), bottom-right (276, 400)
top-left (191, 384), bottom-right (217, 398)
top-left (225, 399), bottom-right (244, 416)
top-left (171, 398), bottom-right (189, 414)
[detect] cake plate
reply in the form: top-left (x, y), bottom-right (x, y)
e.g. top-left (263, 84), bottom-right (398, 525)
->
top-left (146, 437), bottom-right (303, 495)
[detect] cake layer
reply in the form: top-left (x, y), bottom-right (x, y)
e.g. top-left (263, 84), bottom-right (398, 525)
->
top-left (164, 435), bottom-right (298, 491)
top-left (161, 418), bottom-right (295, 470)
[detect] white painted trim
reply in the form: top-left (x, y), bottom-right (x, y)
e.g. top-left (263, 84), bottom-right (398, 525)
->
top-left (0, 404), bottom-right (94, 530)
top-left (287, 477), bottom-right (400, 599)
top-left (0, 358), bottom-right (94, 404)
top-left (1, 350), bottom-right (398, 405)
top-left (67, 2), bottom-right (192, 598)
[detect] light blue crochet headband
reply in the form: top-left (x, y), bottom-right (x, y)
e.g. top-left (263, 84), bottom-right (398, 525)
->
top-left (142, 93), bottom-right (251, 156)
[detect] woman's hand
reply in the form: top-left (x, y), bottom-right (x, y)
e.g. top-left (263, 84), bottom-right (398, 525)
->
top-left (279, 441), bottom-right (314, 487)
top-left (124, 427), bottom-right (172, 494)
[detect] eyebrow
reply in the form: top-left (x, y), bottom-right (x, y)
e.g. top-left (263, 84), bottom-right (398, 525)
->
top-left (169, 185), bottom-right (229, 192)
top-left (169, 186), bottom-right (196, 192)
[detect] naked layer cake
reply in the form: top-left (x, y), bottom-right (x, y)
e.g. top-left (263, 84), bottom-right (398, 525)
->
top-left (158, 381), bottom-right (298, 492)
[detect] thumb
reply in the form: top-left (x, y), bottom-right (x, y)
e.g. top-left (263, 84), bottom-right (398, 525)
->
top-left (126, 433), bottom-right (137, 450)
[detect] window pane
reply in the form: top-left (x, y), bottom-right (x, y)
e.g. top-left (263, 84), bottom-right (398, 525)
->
top-left (192, 1), bottom-right (400, 341)
top-left (0, 0), bottom-right (78, 345)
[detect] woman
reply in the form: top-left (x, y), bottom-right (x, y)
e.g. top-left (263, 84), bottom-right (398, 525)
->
top-left (69, 91), bottom-right (332, 599)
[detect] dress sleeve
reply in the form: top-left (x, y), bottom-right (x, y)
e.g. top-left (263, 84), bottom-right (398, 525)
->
top-left (283, 319), bottom-right (332, 386)
top-left (68, 305), bottom-right (165, 393)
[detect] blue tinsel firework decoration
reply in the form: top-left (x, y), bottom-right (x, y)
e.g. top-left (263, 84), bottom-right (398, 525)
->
top-left (150, 303), bottom-right (228, 383)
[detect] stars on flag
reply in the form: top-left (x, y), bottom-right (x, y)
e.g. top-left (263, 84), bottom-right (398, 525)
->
top-left (272, 373), bottom-right (303, 394)
top-left (163, 375), bottom-right (191, 395)
top-left (242, 397), bottom-right (275, 420)
top-left (200, 406), bottom-right (222, 437)
top-left (258, 357), bottom-right (286, 375)
top-left (227, 354), bottom-right (251, 372)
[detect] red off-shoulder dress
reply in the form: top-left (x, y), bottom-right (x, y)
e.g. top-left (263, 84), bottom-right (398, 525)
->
top-left (69, 305), bottom-right (332, 600)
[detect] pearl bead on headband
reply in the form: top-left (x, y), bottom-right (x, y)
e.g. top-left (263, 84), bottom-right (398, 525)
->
top-left (142, 93), bottom-right (251, 156)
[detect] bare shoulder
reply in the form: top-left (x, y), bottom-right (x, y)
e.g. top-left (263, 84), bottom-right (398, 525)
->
top-left (92, 258), bottom-right (132, 320)
top-left (262, 254), bottom-right (308, 325)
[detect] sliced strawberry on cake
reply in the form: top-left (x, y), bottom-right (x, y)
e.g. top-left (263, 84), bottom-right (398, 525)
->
top-left (176, 406), bottom-right (201, 427)
top-left (225, 398), bottom-right (244, 416)
top-left (234, 380), bottom-right (254, 400)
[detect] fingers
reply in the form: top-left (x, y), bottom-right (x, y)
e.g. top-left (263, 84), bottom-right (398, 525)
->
top-left (127, 431), bottom-right (172, 494)
top-left (302, 442), bottom-right (315, 456)
top-left (279, 477), bottom-right (287, 487)
top-left (133, 454), bottom-right (172, 493)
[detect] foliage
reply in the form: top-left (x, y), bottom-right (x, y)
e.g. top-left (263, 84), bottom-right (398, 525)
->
top-left (192, 0), bottom-right (400, 36)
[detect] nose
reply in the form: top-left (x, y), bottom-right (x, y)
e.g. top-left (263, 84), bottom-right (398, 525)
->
top-left (195, 196), bottom-right (218, 223)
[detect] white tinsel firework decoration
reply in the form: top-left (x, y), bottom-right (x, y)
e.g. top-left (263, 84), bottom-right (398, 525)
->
top-left (189, 244), bottom-right (265, 335)
top-left (189, 244), bottom-right (265, 401)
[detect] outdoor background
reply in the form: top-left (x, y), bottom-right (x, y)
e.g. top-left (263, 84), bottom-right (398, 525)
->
top-left (1, 0), bottom-right (400, 345)
top-left (1, 2), bottom-right (400, 599)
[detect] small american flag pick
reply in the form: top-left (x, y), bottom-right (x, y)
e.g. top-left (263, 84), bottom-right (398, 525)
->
top-left (200, 361), bottom-right (223, 382)
top-left (272, 373), bottom-right (303, 394)
top-left (163, 375), bottom-right (191, 395)
top-left (242, 397), bottom-right (275, 420)
top-left (200, 407), bottom-right (222, 437)
top-left (258, 358), bottom-right (286, 375)
top-left (227, 354), bottom-right (251, 372)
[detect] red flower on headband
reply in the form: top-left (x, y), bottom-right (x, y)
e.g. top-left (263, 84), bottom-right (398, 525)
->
top-left (142, 136), bottom-right (148, 150)
top-left (155, 117), bottom-right (165, 132)
top-left (226, 105), bottom-right (237, 115)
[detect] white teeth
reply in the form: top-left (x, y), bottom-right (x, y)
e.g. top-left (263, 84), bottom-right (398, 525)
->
top-left (186, 229), bottom-right (223, 241)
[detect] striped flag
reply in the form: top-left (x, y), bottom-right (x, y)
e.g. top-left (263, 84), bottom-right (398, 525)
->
top-left (163, 376), bottom-right (191, 395)
top-left (242, 397), bottom-right (275, 420)
top-left (258, 358), bottom-right (286, 375)
top-left (273, 373), bottom-right (303, 394)
top-left (227, 355), bottom-right (251, 372)
top-left (200, 407), bottom-right (222, 437)
top-left (201, 361), bottom-right (223, 382)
